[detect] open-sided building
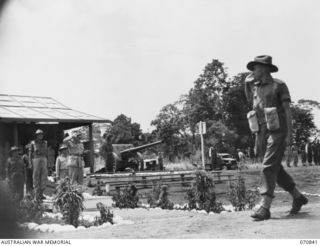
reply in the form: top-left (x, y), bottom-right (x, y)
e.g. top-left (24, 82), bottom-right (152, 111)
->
top-left (0, 94), bottom-right (111, 176)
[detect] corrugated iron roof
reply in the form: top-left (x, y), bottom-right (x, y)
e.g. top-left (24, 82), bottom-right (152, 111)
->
top-left (0, 94), bottom-right (111, 123)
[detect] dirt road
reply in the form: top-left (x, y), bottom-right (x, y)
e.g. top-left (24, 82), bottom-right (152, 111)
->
top-left (28, 166), bottom-right (320, 239)
top-left (33, 201), bottom-right (320, 239)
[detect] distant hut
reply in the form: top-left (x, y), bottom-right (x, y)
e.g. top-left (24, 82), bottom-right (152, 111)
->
top-left (0, 94), bottom-right (111, 174)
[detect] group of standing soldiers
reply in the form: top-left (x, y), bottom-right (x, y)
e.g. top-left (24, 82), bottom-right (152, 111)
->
top-left (299, 139), bottom-right (320, 166)
top-left (4, 129), bottom-right (86, 202)
top-left (285, 140), bottom-right (320, 167)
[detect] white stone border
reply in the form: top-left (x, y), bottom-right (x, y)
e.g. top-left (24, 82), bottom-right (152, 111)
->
top-left (18, 213), bottom-right (133, 233)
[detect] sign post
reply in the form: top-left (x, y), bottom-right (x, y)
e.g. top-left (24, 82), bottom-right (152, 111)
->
top-left (199, 121), bottom-right (206, 169)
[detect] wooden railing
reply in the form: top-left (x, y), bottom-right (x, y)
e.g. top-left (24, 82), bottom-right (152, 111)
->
top-left (88, 170), bottom-right (237, 194)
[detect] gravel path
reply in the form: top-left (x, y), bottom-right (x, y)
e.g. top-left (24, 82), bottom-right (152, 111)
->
top-left (33, 201), bottom-right (320, 239)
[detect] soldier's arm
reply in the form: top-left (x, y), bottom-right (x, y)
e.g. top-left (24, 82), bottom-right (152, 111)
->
top-left (28, 142), bottom-right (33, 168)
top-left (45, 141), bottom-right (49, 159)
top-left (283, 100), bottom-right (293, 146)
top-left (244, 74), bottom-right (255, 103)
top-left (280, 82), bottom-right (292, 146)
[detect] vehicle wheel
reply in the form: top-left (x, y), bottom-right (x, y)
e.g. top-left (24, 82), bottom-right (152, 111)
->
top-left (222, 165), bottom-right (228, 171)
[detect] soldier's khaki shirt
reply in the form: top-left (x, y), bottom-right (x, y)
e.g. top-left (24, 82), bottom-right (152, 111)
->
top-left (252, 78), bottom-right (291, 128)
top-left (29, 139), bottom-right (48, 159)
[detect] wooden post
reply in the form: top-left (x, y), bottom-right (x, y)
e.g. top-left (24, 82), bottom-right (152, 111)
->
top-left (200, 132), bottom-right (205, 169)
top-left (199, 121), bottom-right (206, 169)
top-left (89, 123), bottom-right (94, 173)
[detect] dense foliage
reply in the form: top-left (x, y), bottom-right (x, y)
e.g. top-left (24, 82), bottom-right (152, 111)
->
top-left (53, 178), bottom-right (84, 227)
top-left (291, 102), bottom-right (317, 143)
top-left (228, 176), bottom-right (260, 211)
top-left (104, 114), bottom-right (143, 145)
top-left (150, 59), bottom-right (319, 159)
top-left (147, 184), bottom-right (174, 209)
top-left (94, 202), bottom-right (114, 225)
top-left (16, 194), bottom-right (44, 223)
top-left (186, 172), bottom-right (224, 213)
top-left (92, 181), bottom-right (104, 196)
top-left (87, 58), bottom-right (319, 161)
top-left (112, 185), bottom-right (139, 208)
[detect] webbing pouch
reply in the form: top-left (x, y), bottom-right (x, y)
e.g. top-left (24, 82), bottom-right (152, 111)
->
top-left (264, 107), bottom-right (280, 131)
top-left (247, 110), bottom-right (259, 133)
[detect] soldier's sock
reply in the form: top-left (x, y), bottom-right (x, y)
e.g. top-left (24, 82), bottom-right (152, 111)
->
top-left (261, 195), bottom-right (273, 210)
top-left (290, 187), bottom-right (302, 199)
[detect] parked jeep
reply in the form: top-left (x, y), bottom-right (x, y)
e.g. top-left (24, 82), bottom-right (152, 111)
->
top-left (217, 153), bottom-right (238, 170)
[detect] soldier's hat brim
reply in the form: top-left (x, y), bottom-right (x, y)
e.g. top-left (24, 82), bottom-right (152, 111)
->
top-left (247, 55), bottom-right (278, 73)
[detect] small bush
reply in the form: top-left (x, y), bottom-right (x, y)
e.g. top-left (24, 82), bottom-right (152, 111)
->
top-left (228, 176), bottom-right (260, 211)
top-left (112, 185), bottom-right (139, 208)
top-left (92, 181), bottom-right (104, 196)
top-left (53, 178), bottom-right (84, 227)
top-left (94, 202), bottom-right (114, 225)
top-left (16, 193), bottom-right (44, 223)
top-left (147, 184), bottom-right (174, 210)
top-left (78, 218), bottom-right (94, 228)
top-left (186, 172), bottom-right (224, 213)
top-left (86, 179), bottom-right (96, 188)
top-left (245, 187), bottom-right (260, 210)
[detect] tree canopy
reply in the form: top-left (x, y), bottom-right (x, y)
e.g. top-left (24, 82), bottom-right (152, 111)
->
top-left (105, 114), bottom-right (142, 145)
top-left (150, 59), bottom-right (319, 157)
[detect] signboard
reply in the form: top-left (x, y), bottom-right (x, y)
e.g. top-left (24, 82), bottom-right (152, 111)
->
top-left (198, 121), bottom-right (206, 169)
top-left (198, 121), bottom-right (206, 134)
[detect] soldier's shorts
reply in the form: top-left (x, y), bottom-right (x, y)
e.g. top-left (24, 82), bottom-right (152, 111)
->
top-left (68, 166), bottom-right (83, 185)
top-left (32, 157), bottom-right (48, 197)
top-left (256, 127), bottom-right (295, 197)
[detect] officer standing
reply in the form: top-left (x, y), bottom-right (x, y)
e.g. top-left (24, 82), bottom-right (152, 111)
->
top-left (99, 134), bottom-right (115, 173)
top-left (208, 146), bottom-right (217, 170)
top-left (29, 129), bottom-right (48, 200)
top-left (22, 144), bottom-right (33, 194)
top-left (306, 141), bottom-right (313, 166)
top-left (6, 146), bottom-right (25, 201)
top-left (64, 131), bottom-right (84, 185)
top-left (245, 55), bottom-right (307, 221)
top-left (316, 140), bottom-right (320, 166)
top-left (292, 145), bottom-right (299, 167)
top-left (55, 144), bottom-right (69, 180)
top-left (300, 141), bottom-right (307, 166)
top-left (312, 140), bottom-right (319, 166)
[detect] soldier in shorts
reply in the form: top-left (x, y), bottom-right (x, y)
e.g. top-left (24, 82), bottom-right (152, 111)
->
top-left (29, 129), bottom-right (48, 200)
top-left (245, 55), bottom-right (308, 221)
top-left (6, 146), bottom-right (25, 201)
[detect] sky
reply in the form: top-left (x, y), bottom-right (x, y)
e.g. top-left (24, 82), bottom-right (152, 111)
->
top-left (0, 0), bottom-right (319, 131)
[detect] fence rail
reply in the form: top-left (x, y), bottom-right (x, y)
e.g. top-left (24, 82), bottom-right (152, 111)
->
top-left (88, 170), bottom-right (236, 193)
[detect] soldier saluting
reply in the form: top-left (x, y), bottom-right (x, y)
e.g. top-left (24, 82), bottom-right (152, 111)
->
top-left (29, 129), bottom-right (48, 200)
top-left (245, 55), bottom-right (308, 221)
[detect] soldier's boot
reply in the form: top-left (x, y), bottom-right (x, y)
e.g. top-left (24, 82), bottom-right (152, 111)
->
top-left (251, 206), bottom-right (271, 221)
top-left (290, 195), bottom-right (308, 214)
top-left (251, 195), bottom-right (272, 221)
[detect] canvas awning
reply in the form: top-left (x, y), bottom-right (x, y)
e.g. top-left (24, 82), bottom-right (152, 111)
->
top-left (0, 94), bottom-right (111, 124)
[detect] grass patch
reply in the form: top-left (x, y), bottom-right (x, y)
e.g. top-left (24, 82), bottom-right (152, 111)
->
top-left (164, 161), bottom-right (197, 171)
